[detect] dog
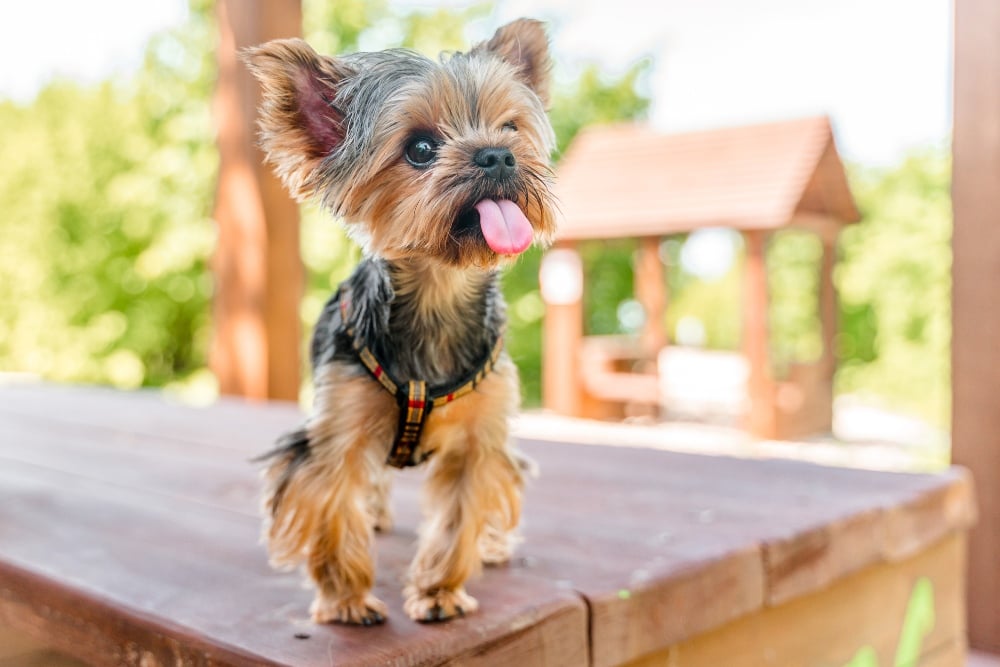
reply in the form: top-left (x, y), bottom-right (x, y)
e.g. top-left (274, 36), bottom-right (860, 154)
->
top-left (245, 19), bottom-right (557, 625)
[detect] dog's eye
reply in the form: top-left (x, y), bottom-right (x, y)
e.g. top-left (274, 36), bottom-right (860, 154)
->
top-left (405, 137), bottom-right (438, 167)
top-left (502, 121), bottom-right (518, 132)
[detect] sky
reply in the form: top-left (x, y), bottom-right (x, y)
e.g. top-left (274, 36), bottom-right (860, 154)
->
top-left (0, 0), bottom-right (951, 166)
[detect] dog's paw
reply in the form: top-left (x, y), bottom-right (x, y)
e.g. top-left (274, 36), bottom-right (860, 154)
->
top-left (478, 524), bottom-right (519, 566)
top-left (403, 585), bottom-right (478, 623)
top-left (311, 593), bottom-right (388, 626)
top-left (372, 509), bottom-right (393, 533)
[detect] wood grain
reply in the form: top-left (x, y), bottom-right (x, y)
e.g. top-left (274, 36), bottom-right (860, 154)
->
top-left (625, 535), bottom-right (966, 667)
top-left (210, 0), bottom-right (303, 401)
top-left (0, 384), bottom-right (975, 666)
top-left (952, 0), bottom-right (1000, 654)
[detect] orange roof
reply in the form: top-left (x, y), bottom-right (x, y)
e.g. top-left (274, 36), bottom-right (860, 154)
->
top-left (554, 116), bottom-right (860, 240)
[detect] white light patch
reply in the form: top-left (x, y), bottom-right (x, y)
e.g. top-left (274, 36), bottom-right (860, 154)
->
top-left (679, 228), bottom-right (740, 281)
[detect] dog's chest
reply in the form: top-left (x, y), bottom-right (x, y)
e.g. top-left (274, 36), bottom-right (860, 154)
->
top-left (381, 261), bottom-right (497, 386)
top-left (386, 303), bottom-right (488, 385)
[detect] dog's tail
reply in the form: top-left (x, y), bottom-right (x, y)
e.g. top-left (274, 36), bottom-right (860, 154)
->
top-left (254, 427), bottom-right (311, 520)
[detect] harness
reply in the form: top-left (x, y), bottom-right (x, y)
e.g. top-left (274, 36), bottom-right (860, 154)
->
top-left (338, 288), bottom-right (504, 468)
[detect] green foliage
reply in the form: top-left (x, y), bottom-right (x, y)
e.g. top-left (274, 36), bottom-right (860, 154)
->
top-left (549, 63), bottom-right (651, 157)
top-left (395, 5), bottom-right (492, 54)
top-left (0, 6), bottom-right (216, 389)
top-left (837, 151), bottom-right (951, 425)
top-left (768, 230), bottom-right (824, 372)
top-left (578, 240), bottom-right (637, 335)
top-left (501, 247), bottom-right (546, 401)
top-left (666, 263), bottom-right (743, 352)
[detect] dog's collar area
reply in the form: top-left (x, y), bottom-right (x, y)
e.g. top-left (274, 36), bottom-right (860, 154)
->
top-left (337, 286), bottom-right (504, 468)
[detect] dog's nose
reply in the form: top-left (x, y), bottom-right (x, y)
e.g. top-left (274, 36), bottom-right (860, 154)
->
top-left (473, 147), bottom-right (516, 179)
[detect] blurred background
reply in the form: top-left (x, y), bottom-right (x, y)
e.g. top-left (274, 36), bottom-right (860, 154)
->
top-left (0, 0), bottom-right (952, 464)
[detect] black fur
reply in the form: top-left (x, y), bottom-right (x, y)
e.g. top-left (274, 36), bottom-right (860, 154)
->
top-left (261, 257), bottom-right (506, 487)
top-left (313, 258), bottom-right (504, 385)
top-left (256, 427), bottom-right (310, 517)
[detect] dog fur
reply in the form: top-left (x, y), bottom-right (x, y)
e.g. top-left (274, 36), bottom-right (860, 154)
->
top-left (245, 19), bottom-right (556, 625)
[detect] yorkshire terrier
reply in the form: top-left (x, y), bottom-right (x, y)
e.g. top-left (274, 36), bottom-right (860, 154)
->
top-left (245, 19), bottom-right (556, 625)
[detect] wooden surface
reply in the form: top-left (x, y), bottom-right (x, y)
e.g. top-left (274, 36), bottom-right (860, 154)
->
top-left (210, 0), bottom-right (303, 401)
top-left (0, 626), bottom-right (85, 666)
top-left (953, 0), bottom-right (1000, 653)
top-left (0, 384), bottom-right (975, 667)
top-left (969, 651), bottom-right (1000, 667)
top-left (626, 534), bottom-right (966, 667)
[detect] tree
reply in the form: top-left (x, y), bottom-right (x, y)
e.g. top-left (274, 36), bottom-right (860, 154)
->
top-left (0, 5), bottom-right (216, 390)
top-left (836, 150), bottom-right (951, 425)
top-left (0, 0), bottom-right (651, 409)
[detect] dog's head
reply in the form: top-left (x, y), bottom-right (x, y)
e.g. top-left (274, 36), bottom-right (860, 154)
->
top-left (245, 19), bottom-right (557, 267)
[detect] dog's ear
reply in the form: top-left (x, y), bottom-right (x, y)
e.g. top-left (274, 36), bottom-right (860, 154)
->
top-left (243, 39), bottom-right (354, 199)
top-left (475, 19), bottom-right (551, 107)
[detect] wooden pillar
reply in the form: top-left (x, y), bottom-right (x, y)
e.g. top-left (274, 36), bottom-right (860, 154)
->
top-left (211, 0), bottom-right (303, 401)
top-left (742, 230), bottom-right (776, 438)
top-left (818, 237), bottom-right (838, 379)
top-left (541, 246), bottom-right (584, 417)
top-left (953, 0), bottom-right (1000, 652)
top-left (634, 236), bottom-right (668, 360)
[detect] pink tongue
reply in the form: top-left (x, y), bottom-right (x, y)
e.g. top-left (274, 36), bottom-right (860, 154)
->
top-left (475, 199), bottom-right (533, 255)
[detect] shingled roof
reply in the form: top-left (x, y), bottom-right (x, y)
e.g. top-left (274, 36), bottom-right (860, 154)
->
top-left (554, 116), bottom-right (860, 241)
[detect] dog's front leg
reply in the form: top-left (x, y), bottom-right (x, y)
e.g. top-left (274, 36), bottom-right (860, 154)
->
top-left (302, 444), bottom-right (388, 626)
top-left (264, 365), bottom-right (394, 626)
top-left (404, 373), bottom-right (524, 622)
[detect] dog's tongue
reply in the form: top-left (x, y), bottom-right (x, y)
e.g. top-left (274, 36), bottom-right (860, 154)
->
top-left (475, 199), bottom-right (533, 255)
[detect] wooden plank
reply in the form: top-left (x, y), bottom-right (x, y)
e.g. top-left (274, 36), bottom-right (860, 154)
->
top-left (0, 461), bottom-right (587, 667)
top-left (0, 628), bottom-right (76, 667)
top-left (0, 386), bottom-right (977, 667)
top-left (625, 534), bottom-right (967, 667)
top-left (211, 0), bottom-right (303, 401)
top-left (0, 383), bottom-right (296, 453)
top-left (0, 630), bottom-right (84, 667)
top-left (969, 650), bottom-right (1000, 667)
top-left (952, 0), bottom-right (1000, 653)
top-left (919, 641), bottom-right (967, 667)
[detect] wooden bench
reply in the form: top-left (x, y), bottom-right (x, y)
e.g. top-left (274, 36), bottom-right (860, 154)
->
top-left (0, 383), bottom-right (975, 666)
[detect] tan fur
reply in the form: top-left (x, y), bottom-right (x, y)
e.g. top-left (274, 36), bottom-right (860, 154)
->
top-left (262, 357), bottom-right (526, 623)
top-left (262, 363), bottom-right (396, 623)
top-left (386, 258), bottom-right (495, 383)
top-left (251, 18), bottom-right (554, 626)
top-left (403, 356), bottom-right (523, 617)
top-left (338, 60), bottom-right (556, 267)
top-left (242, 40), bottom-right (355, 201)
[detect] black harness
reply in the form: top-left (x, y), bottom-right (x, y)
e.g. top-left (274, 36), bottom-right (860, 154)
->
top-left (338, 288), bottom-right (504, 468)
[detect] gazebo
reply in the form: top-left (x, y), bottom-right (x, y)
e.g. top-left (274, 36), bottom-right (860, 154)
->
top-left (541, 116), bottom-right (860, 440)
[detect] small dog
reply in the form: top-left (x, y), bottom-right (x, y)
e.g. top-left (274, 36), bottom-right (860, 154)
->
top-left (245, 19), bottom-right (557, 625)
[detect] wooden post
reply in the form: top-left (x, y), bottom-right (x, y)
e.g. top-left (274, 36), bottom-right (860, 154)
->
top-left (953, 0), bottom-right (1000, 653)
top-left (541, 246), bottom-right (584, 417)
top-left (818, 237), bottom-right (838, 379)
top-left (742, 230), bottom-right (776, 439)
top-left (634, 236), bottom-right (668, 361)
top-left (211, 0), bottom-right (303, 401)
